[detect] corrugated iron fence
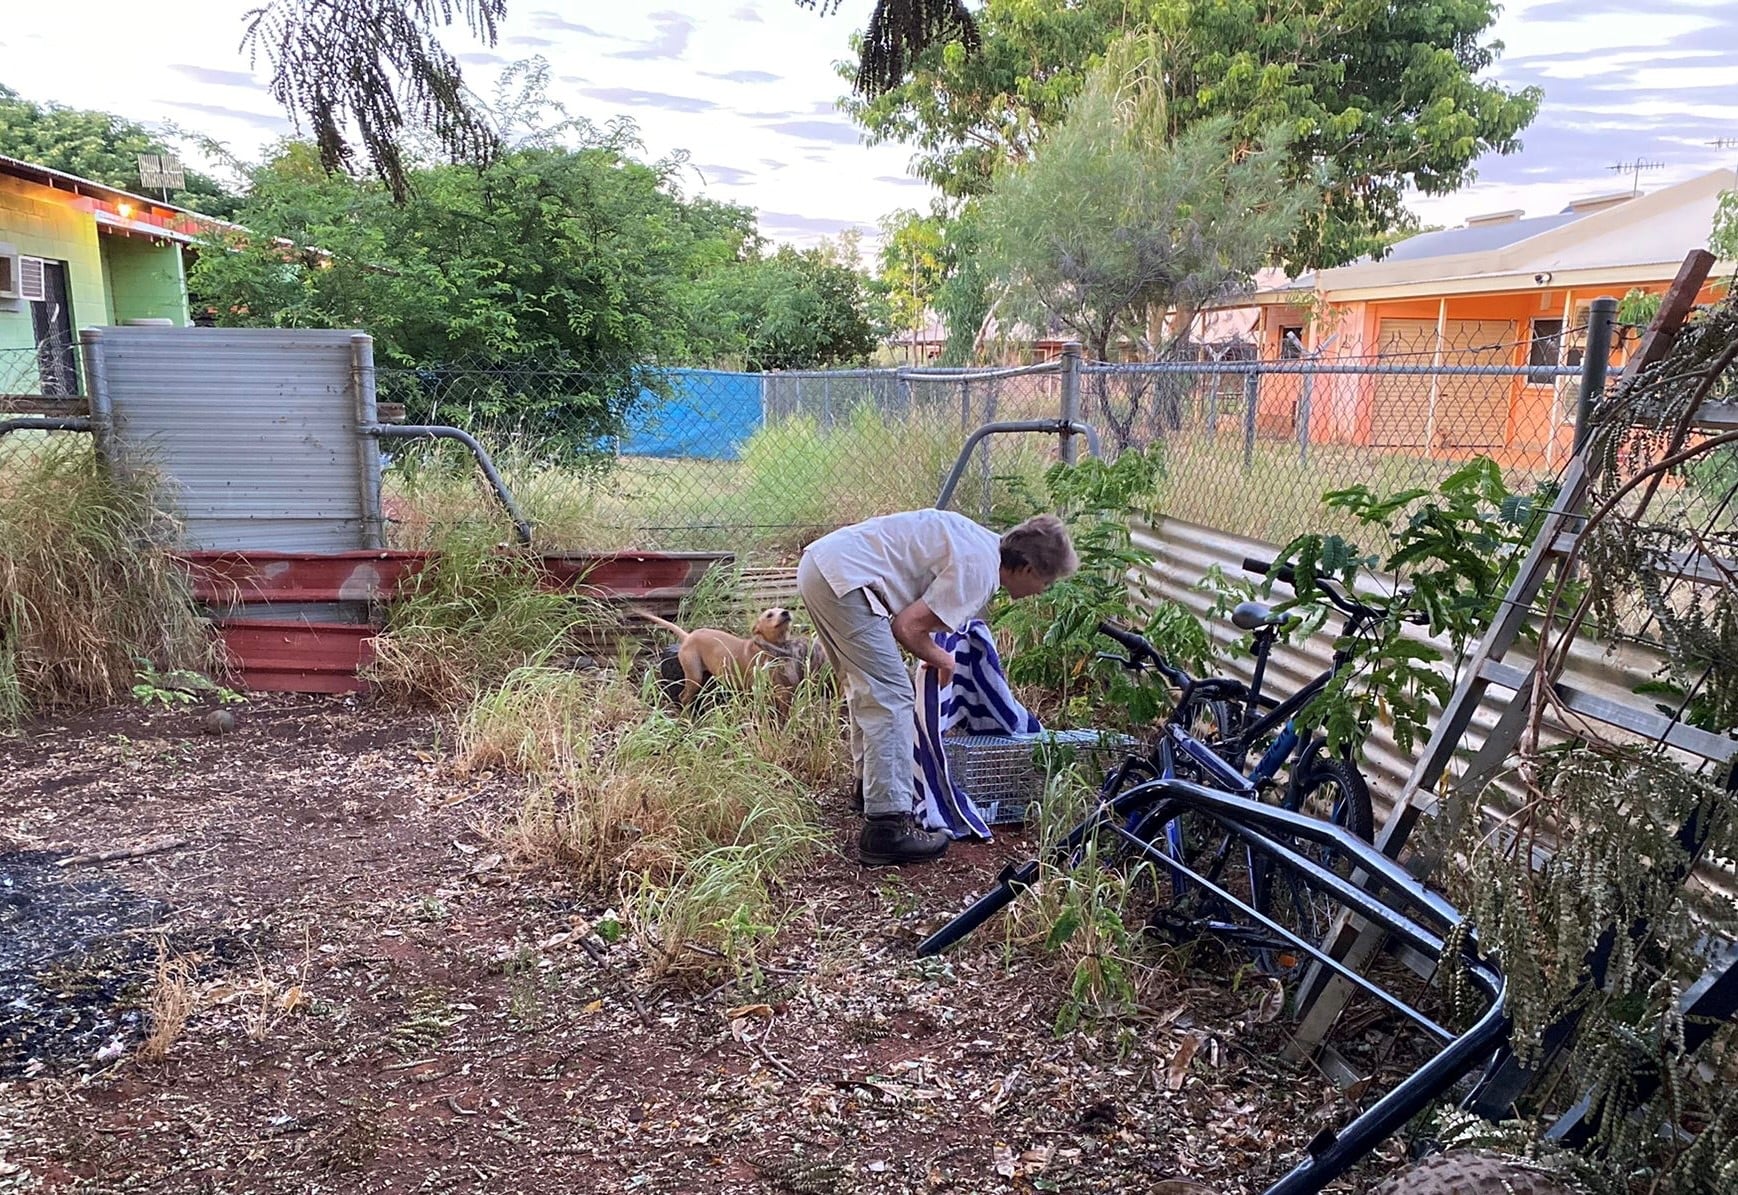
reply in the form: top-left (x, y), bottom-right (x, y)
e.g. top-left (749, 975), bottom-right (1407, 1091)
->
top-left (1129, 516), bottom-right (1672, 821)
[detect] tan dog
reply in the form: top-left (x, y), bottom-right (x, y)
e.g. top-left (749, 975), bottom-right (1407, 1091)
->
top-left (637, 606), bottom-right (795, 708)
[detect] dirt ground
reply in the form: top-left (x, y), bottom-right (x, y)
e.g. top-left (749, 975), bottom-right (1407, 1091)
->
top-left (0, 696), bottom-right (1396, 1194)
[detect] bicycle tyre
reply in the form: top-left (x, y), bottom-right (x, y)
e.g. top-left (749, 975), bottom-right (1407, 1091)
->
top-left (1174, 691), bottom-right (1242, 752)
top-left (1250, 757), bottom-right (1374, 977)
top-left (1286, 756), bottom-right (1373, 841)
top-left (1370, 1151), bottom-right (1575, 1195)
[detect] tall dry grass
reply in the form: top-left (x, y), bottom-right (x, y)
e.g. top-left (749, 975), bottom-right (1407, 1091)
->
top-left (365, 531), bottom-right (616, 706)
top-left (381, 408), bottom-right (1054, 554)
top-left (460, 652), bottom-right (845, 979)
top-left (137, 946), bottom-right (197, 1064)
top-left (0, 440), bottom-right (209, 725)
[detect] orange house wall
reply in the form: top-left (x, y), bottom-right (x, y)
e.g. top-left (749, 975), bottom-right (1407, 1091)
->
top-left (1281, 277), bottom-right (1728, 462)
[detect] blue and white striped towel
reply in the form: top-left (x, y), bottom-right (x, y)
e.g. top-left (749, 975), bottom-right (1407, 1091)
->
top-left (912, 619), bottom-right (1041, 840)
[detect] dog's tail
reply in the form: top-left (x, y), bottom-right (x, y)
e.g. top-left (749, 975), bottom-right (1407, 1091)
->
top-left (631, 607), bottom-right (689, 641)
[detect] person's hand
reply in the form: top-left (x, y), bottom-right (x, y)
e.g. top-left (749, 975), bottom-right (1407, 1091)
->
top-left (929, 655), bottom-right (956, 689)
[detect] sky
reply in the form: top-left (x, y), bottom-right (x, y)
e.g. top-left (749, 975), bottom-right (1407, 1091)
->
top-left (1, 0), bottom-right (1736, 255)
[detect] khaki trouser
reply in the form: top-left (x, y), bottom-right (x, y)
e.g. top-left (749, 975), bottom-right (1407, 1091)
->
top-left (797, 553), bottom-right (913, 818)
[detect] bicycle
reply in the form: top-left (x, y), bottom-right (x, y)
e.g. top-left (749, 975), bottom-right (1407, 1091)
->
top-left (931, 556), bottom-right (1399, 970)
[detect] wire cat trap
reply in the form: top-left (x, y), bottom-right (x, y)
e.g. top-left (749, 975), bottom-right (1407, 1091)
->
top-left (942, 729), bottom-right (1134, 825)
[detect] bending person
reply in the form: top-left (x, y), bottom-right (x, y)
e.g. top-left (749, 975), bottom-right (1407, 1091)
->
top-left (797, 509), bottom-right (1078, 866)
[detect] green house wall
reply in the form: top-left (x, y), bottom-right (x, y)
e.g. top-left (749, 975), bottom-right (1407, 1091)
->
top-left (0, 173), bottom-right (107, 356)
top-left (1, 172), bottom-right (189, 391)
top-left (102, 233), bottom-right (188, 326)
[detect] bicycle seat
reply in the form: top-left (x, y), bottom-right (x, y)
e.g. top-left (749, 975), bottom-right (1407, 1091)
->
top-left (1231, 601), bottom-right (1287, 631)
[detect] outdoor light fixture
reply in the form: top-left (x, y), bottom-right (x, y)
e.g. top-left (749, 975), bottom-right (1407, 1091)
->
top-left (1534, 271), bottom-right (1554, 286)
top-left (117, 202), bottom-right (135, 218)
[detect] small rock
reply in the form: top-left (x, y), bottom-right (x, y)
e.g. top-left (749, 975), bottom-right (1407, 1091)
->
top-left (202, 709), bottom-right (237, 735)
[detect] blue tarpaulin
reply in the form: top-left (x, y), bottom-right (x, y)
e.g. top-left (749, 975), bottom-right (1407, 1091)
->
top-left (620, 368), bottom-right (762, 460)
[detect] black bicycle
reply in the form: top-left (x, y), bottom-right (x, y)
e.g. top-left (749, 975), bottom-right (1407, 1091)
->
top-left (922, 554), bottom-right (1427, 963)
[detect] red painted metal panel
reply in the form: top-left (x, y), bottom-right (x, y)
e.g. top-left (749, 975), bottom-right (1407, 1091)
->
top-left (188, 549), bottom-right (734, 694)
top-left (176, 551), bottom-right (431, 604)
top-left (214, 619), bottom-right (376, 694)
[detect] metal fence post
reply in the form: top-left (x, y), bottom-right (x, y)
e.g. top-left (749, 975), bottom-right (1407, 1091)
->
top-left (351, 333), bottom-right (385, 550)
top-left (78, 328), bottom-right (113, 467)
top-left (1059, 341), bottom-right (1082, 463)
top-left (1297, 365), bottom-right (1314, 467)
top-left (1573, 297), bottom-right (1619, 455)
top-left (1242, 369), bottom-right (1260, 473)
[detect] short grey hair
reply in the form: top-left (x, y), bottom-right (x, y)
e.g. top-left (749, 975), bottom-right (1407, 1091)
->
top-left (1000, 514), bottom-right (1079, 581)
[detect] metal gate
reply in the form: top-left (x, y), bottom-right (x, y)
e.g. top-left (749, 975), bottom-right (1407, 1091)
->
top-left (86, 327), bottom-right (381, 551)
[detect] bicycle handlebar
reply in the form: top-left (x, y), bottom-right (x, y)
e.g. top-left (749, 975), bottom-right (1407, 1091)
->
top-left (1241, 557), bottom-right (1428, 626)
top-left (1095, 620), bottom-right (1192, 687)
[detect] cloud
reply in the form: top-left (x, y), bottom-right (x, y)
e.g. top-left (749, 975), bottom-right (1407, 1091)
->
top-left (733, 5), bottom-right (763, 21)
top-left (159, 101), bottom-right (290, 134)
top-left (581, 86), bottom-right (716, 114)
top-left (169, 65), bottom-right (258, 89)
top-left (701, 70), bottom-right (783, 84)
top-left (530, 11), bottom-right (611, 37)
top-left (697, 163), bottom-right (754, 186)
top-left (456, 52), bottom-right (509, 67)
top-left (758, 211), bottom-right (869, 239)
top-left (507, 35), bottom-right (560, 48)
top-left (762, 119), bottom-right (861, 145)
top-left (874, 175), bottom-right (929, 188)
top-left (759, 158), bottom-right (788, 171)
top-left (611, 11), bottom-right (693, 61)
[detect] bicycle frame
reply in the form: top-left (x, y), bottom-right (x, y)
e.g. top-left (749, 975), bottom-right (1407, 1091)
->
top-left (917, 777), bottom-right (1510, 1195)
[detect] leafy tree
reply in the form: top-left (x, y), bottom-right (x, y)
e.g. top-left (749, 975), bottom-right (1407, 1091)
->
top-left (979, 39), bottom-right (1309, 367)
top-left (847, 0), bottom-right (1541, 269)
top-left (877, 208), bottom-right (946, 360)
top-left (0, 85), bottom-right (239, 216)
top-left (690, 239), bottom-right (885, 372)
top-left (191, 131), bottom-right (752, 368)
top-left (242, 1), bottom-right (982, 198)
top-left (1713, 188), bottom-right (1738, 263)
top-left (932, 202), bottom-right (994, 365)
top-left (188, 127), bottom-right (767, 447)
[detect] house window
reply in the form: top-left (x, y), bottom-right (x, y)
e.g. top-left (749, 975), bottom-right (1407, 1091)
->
top-left (1527, 318), bottom-right (1582, 385)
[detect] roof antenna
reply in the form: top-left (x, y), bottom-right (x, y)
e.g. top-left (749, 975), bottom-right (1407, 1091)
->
top-left (1710, 138), bottom-right (1738, 178)
top-left (1608, 157), bottom-right (1666, 196)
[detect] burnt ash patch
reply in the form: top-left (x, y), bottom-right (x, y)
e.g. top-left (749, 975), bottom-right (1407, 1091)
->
top-left (1, 849), bottom-right (170, 1076)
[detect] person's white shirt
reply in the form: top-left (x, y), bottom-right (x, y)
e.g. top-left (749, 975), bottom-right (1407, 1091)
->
top-left (804, 508), bottom-right (1001, 631)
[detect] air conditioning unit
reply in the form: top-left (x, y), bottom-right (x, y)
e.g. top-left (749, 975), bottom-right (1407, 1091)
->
top-left (16, 255), bottom-right (47, 302)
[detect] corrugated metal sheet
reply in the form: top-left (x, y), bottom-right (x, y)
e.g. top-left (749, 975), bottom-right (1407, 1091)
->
top-left (100, 328), bottom-right (374, 551)
top-left (1130, 516), bottom-right (1672, 825)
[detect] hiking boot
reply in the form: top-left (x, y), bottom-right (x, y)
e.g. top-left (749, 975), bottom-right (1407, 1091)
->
top-left (859, 813), bottom-right (949, 867)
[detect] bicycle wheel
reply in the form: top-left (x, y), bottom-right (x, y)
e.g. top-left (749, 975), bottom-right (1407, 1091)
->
top-left (1251, 757), bottom-right (1374, 977)
top-left (1174, 690), bottom-right (1242, 752)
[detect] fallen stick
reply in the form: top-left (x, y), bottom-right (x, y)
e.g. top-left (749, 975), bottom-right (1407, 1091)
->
top-left (56, 837), bottom-right (189, 868)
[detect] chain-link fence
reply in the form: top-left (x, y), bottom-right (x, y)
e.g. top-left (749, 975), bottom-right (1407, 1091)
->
top-left (374, 356), bottom-right (1064, 555)
top-left (1082, 328), bottom-right (1608, 546)
top-left (369, 322), bottom-right (1613, 554)
top-left (0, 324), bottom-right (1620, 558)
top-left (1, 342), bottom-right (92, 499)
